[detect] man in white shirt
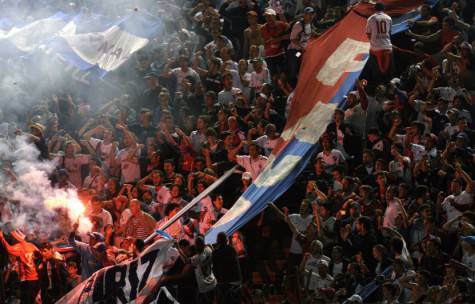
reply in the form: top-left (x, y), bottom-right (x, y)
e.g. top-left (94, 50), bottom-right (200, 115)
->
top-left (163, 55), bottom-right (201, 92)
top-left (218, 72), bottom-right (241, 106)
top-left (88, 196), bottom-right (113, 234)
top-left (114, 134), bottom-right (141, 183)
top-left (271, 200), bottom-right (314, 266)
top-left (383, 186), bottom-right (406, 228)
top-left (229, 142), bottom-right (268, 180)
top-left (441, 166), bottom-right (474, 222)
top-left (366, 2), bottom-right (393, 81)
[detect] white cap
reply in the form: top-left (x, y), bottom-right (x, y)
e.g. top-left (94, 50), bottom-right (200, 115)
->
top-left (242, 172), bottom-right (252, 180)
top-left (347, 294), bottom-right (363, 303)
top-left (264, 8), bottom-right (277, 16)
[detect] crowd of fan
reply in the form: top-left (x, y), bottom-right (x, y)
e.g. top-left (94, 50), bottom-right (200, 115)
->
top-left (1, 0), bottom-right (475, 303)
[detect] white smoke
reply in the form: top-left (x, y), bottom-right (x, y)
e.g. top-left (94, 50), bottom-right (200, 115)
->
top-left (0, 135), bottom-right (91, 240)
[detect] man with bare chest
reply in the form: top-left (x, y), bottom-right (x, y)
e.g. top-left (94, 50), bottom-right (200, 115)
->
top-left (243, 11), bottom-right (264, 58)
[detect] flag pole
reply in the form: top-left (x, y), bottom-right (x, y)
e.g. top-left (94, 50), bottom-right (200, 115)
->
top-left (144, 165), bottom-right (238, 244)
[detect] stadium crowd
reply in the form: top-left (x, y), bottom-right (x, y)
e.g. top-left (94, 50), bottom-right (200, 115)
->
top-left (1, 0), bottom-right (475, 303)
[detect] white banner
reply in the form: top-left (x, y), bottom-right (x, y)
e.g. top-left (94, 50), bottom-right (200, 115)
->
top-left (56, 239), bottom-right (178, 304)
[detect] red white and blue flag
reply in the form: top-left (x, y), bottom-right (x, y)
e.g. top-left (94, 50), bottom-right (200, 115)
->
top-left (205, 0), bottom-right (436, 244)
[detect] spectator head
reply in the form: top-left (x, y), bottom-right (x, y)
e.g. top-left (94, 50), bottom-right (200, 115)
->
top-left (331, 245), bottom-right (343, 260)
top-left (362, 149), bottom-right (374, 165)
top-left (205, 91), bottom-right (217, 106)
top-left (318, 201), bottom-right (332, 218)
top-left (242, 171), bottom-right (252, 184)
top-left (251, 57), bottom-right (264, 71)
top-left (142, 189), bottom-right (153, 203)
top-left (317, 259), bottom-right (329, 276)
top-left (195, 235), bottom-right (205, 253)
top-left (164, 203), bottom-right (179, 217)
top-left (372, 244), bottom-right (386, 259)
top-left (92, 242), bottom-right (107, 258)
top-left (129, 199), bottom-right (142, 216)
top-left (334, 108), bottom-right (344, 124)
top-left (67, 261), bottom-right (78, 275)
top-left (91, 196), bottom-right (103, 213)
top-left (196, 179), bottom-right (207, 193)
top-left (420, 4), bottom-right (431, 19)
top-left (178, 239), bottom-right (192, 256)
top-left (332, 166), bottom-right (344, 182)
top-left (456, 132), bottom-right (469, 147)
top-left (151, 170), bottom-right (164, 186)
top-left (248, 142), bottom-right (260, 158)
top-left (425, 235), bottom-right (442, 256)
top-left (216, 231), bottom-right (228, 247)
top-left (374, 2), bottom-right (385, 12)
top-left (178, 55), bottom-right (190, 69)
top-left (263, 8), bottom-right (277, 23)
top-left (299, 199), bottom-right (312, 217)
top-left (265, 123), bottom-right (276, 137)
top-left (29, 123), bottom-right (44, 138)
top-left (303, 7), bottom-right (316, 22)
top-left (223, 71), bottom-right (233, 89)
top-left (356, 216), bottom-right (372, 233)
top-left (358, 185), bottom-right (373, 199)
top-left (346, 91), bottom-right (359, 106)
top-left (450, 178), bottom-right (463, 195)
top-left (247, 11), bottom-right (258, 25)
top-left (310, 240), bottom-right (323, 255)
top-left (144, 71), bottom-right (159, 87)
top-left (163, 159), bottom-right (175, 175)
top-left (212, 194), bottom-right (224, 210)
top-left (170, 184), bottom-right (181, 199)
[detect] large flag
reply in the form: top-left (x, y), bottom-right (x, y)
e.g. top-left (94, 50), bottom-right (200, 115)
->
top-left (205, 0), bottom-right (437, 244)
top-left (56, 239), bottom-right (178, 304)
top-left (44, 9), bottom-right (164, 81)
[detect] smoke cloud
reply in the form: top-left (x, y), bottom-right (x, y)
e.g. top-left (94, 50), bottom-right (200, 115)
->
top-left (0, 136), bottom-right (91, 239)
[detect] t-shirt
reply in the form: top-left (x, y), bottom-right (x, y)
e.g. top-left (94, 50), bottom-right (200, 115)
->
top-left (3, 241), bottom-right (39, 281)
top-left (250, 69), bottom-right (271, 92)
top-left (304, 255), bottom-right (331, 274)
top-left (442, 191), bottom-right (474, 221)
top-left (366, 12), bottom-right (392, 51)
top-left (261, 21), bottom-right (289, 58)
top-left (288, 214), bottom-right (313, 254)
top-left (288, 21), bottom-right (312, 50)
top-left (254, 135), bottom-right (279, 156)
top-left (125, 212), bottom-right (156, 240)
top-left (116, 146), bottom-right (141, 183)
top-left (171, 68), bottom-right (201, 92)
top-left (190, 246), bottom-right (217, 293)
top-left (383, 200), bottom-right (402, 228)
top-left (89, 209), bottom-right (113, 234)
top-left (236, 155), bottom-right (268, 180)
top-left (307, 273), bottom-right (334, 292)
top-left (89, 138), bottom-right (117, 169)
top-left (316, 149), bottom-right (345, 167)
top-left (55, 154), bottom-right (90, 187)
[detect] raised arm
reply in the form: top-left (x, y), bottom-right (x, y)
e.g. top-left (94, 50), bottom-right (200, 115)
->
top-left (406, 29), bottom-right (441, 44)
